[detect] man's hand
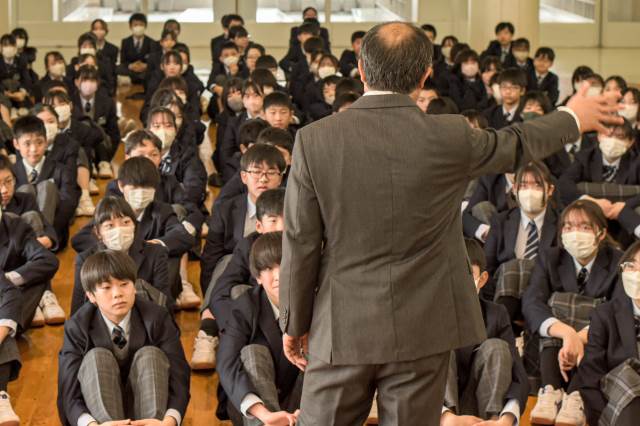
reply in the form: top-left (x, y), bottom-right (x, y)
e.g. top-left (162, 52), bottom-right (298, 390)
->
top-left (94, 421), bottom-right (131, 426)
top-left (583, 196), bottom-right (613, 217)
top-left (566, 82), bottom-right (623, 134)
top-left (146, 239), bottom-right (163, 245)
top-left (131, 416), bottom-right (176, 426)
top-left (283, 333), bottom-right (308, 371)
top-left (259, 410), bottom-right (299, 426)
top-left (440, 411), bottom-right (483, 426)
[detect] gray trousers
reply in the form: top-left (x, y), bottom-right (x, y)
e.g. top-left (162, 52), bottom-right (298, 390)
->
top-left (297, 350), bottom-right (449, 426)
top-left (202, 254), bottom-right (233, 309)
top-left (78, 346), bottom-right (170, 422)
top-left (18, 282), bottom-right (47, 331)
top-left (444, 338), bottom-right (513, 419)
top-left (17, 181), bottom-right (58, 226)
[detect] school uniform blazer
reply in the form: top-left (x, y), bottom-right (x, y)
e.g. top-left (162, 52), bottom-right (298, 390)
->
top-left (558, 146), bottom-right (640, 205)
top-left (483, 104), bottom-right (523, 130)
top-left (522, 245), bottom-right (623, 334)
top-left (480, 40), bottom-right (514, 65)
top-left (527, 69), bottom-right (560, 107)
top-left (71, 200), bottom-right (194, 257)
top-left (58, 297), bottom-right (190, 426)
top-left (210, 33), bottom-right (228, 66)
top-left (573, 296), bottom-right (639, 425)
top-left (217, 285), bottom-right (300, 412)
top-left (33, 74), bottom-right (71, 103)
top-left (210, 232), bottom-right (260, 324)
top-left (308, 101), bottom-right (332, 122)
top-left (544, 133), bottom-right (597, 179)
top-left (214, 173), bottom-right (247, 208)
top-left (165, 128), bottom-right (208, 207)
top-left (98, 41), bottom-right (119, 70)
top-left (206, 62), bottom-right (249, 91)
top-left (0, 55), bottom-right (32, 93)
top-left (432, 60), bottom-right (454, 97)
top-left (289, 25), bottom-right (331, 53)
top-left (289, 60), bottom-right (312, 108)
top-left (119, 35), bottom-right (156, 66)
top-left (219, 112), bottom-right (249, 182)
top-left (64, 117), bottom-right (104, 165)
top-left (71, 235), bottom-right (170, 315)
top-left (616, 194), bottom-right (640, 236)
top-left (448, 73), bottom-right (489, 112)
top-left (49, 132), bottom-right (80, 171)
top-left (71, 91), bottom-right (120, 147)
top-left (200, 194), bottom-right (248, 291)
top-left (0, 213), bottom-right (59, 287)
top-left (5, 192), bottom-right (58, 249)
top-left (462, 174), bottom-right (512, 238)
top-left (454, 298), bottom-right (529, 412)
top-left (338, 49), bottom-right (357, 78)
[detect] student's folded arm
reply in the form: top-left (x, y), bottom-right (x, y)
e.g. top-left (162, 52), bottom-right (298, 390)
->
top-left (557, 159), bottom-right (584, 205)
top-left (57, 321), bottom-right (92, 426)
top-left (160, 215), bottom-right (195, 256)
top-left (281, 132), bottom-right (324, 337)
top-left (616, 195), bottom-right (640, 236)
top-left (521, 254), bottom-right (555, 335)
top-left (210, 243), bottom-right (250, 318)
top-left (199, 217), bottom-right (227, 290)
top-left (150, 245), bottom-right (171, 306)
top-left (15, 230), bottom-right (59, 286)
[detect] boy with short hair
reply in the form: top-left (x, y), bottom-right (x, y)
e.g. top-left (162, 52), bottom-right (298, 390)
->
top-left (216, 231), bottom-right (301, 424)
top-left (279, 21), bottom-right (320, 76)
top-left (529, 47), bottom-right (559, 107)
top-left (0, 33), bottom-right (33, 112)
top-left (483, 68), bottom-right (527, 129)
top-left (58, 249), bottom-right (190, 426)
top-left (208, 41), bottom-right (248, 94)
top-left (118, 12), bottom-right (156, 88)
top-left (339, 31), bottom-right (365, 78)
top-left (440, 239), bottom-right (528, 426)
top-left (263, 92), bottom-right (296, 136)
top-left (481, 22), bottom-right (515, 65)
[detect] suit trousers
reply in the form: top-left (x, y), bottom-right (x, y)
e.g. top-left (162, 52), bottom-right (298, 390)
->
top-left (78, 346), bottom-right (170, 422)
top-left (444, 338), bottom-right (513, 419)
top-left (16, 181), bottom-right (58, 226)
top-left (297, 350), bottom-right (449, 426)
top-left (18, 282), bottom-right (47, 331)
top-left (202, 254), bottom-right (233, 309)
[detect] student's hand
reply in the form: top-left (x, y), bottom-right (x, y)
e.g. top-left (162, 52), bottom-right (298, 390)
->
top-left (577, 327), bottom-right (589, 345)
top-left (146, 239), bottom-right (163, 245)
top-left (283, 333), bottom-right (308, 371)
top-left (566, 81), bottom-right (623, 134)
top-left (36, 236), bottom-right (52, 249)
top-left (131, 416), bottom-right (176, 426)
top-left (96, 420), bottom-right (131, 426)
top-left (258, 410), bottom-right (299, 426)
top-left (473, 413), bottom-right (516, 426)
top-left (558, 331), bottom-right (584, 381)
top-left (213, 85), bottom-right (224, 96)
top-left (440, 411), bottom-right (483, 426)
top-left (583, 196), bottom-right (613, 217)
top-left (8, 91), bottom-right (26, 102)
top-left (607, 201), bottom-right (626, 220)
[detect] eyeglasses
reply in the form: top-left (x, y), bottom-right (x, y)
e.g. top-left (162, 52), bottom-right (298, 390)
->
top-left (243, 169), bottom-right (282, 179)
top-left (0, 177), bottom-right (14, 189)
top-left (499, 84), bottom-right (521, 92)
top-left (621, 261), bottom-right (640, 273)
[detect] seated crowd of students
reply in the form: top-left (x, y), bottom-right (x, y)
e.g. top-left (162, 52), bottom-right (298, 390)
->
top-left (0, 8), bottom-right (639, 426)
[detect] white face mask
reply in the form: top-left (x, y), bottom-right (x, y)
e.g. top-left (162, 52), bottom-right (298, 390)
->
top-left (562, 231), bottom-right (598, 260)
top-left (518, 189), bottom-right (545, 215)
top-left (15, 38), bottom-right (25, 49)
top-left (491, 83), bottom-right (502, 104)
top-left (441, 46), bottom-right (452, 60)
top-left (222, 55), bottom-right (239, 67)
top-left (151, 127), bottom-right (176, 151)
top-left (513, 51), bottom-right (529, 62)
top-left (93, 29), bottom-right (106, 40)
top-left (621, 103), bottom-right (639, 122)
top-left (54, 104), bottom-right (71, 123)
top-left (599, 136), bottom-right (628, 160)
top-left (102, 225), bottom-right (135, 251)
top-left (461, 63), bottom-right (479, 78)
top-left (623, 271), bottom-right (640, 299)
top-left (132, 25), bottom-right (146, 37)
top-left (80, 80), bottom-right (98, 97)
top-left (1, 46), bottom-right (16, 60)
top-left (587, 86), bottom-right (602, 98)
top-left (49, 62), bottom-right (66, 78)
top-left (275, 67), bottom-right (286, 83)
top-left (45, 122), bottom-right (58, 142)
top-left (125, 188), bottom-right (155, 211)
top-left (79, 47), bottom-right (96, 56)
top-left (324, 94), bottom-right (335, 105)
top-left (318, 66), bottom-right (336, 79)
top-left (181, 63), bottom-right (188, 74)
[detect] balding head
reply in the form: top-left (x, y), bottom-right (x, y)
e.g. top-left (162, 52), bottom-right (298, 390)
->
top-left (360, 22), bottom-right (433, 94)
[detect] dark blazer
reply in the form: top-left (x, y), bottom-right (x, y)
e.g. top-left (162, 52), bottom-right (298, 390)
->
top-left (617, 194), bottom-right (640, 236)
top-left (97, 40), bottom-right (119, 71)
top-left (0, 55), bottom-right (32, 93)
top-left (527, 69), bottom-right (560, 106)
top-left (33, 74), bottom-right (72, 103)
top-left (289, 25), bottom-right (330, 53)
top-left (219, 112), bottom-right (250, 182)
top-left (210, 232), bottom-right (260, 324)
top-left (210, 33), bottom-right (229, 65)
top-left (462, 174), bottom-right (513, 239)
top-left (71, 200), bottom-right (194, 257)
top-left (279, 44), bottom-right (306, 79)
top-left (163, 127), bottom-right (208, 207)
top-left (217, 286), bottom-right (300, 412)
top-left (432, 60), bottom-right (454, 97)
top-left (63, 117), bottom-right (105, 167)
top-left (338, 49), bottom-right (357, 78)
top-left (214, 172), bottom-right (247, 208)
top-left (49, 131), bottom-right (80, 171)
top-left (119, 35), bottom-right (156, 66)
top-left (71, 234), bottom-right (170, 314)
top-left (544, 133), bottom-right (597, 179)
top-left (522, 245), bottom-right (623, 334)
top-left (558, 146), bottom-right (640, 205)
top-left (280, 93), bottom-right (581, 365)
top-left (200, 194), bottom-right (248, 292)
top-left (58, 297), bottom-right (190, 426)
top-left (71, 91), bottom-right (120, 147)
top-left (483, 104), bottom-right (523, 130)
top-left (481, 40), bottom-right (514, 65)
top-left (67, 55), bottom-right (116, 97)
top-left (448, 73), bottom-right (489, 112)
top-left (206, 62), bottom-right (249, 91)
top-left (454, 299), bottom-right (529, 412)
top-left (573, 297), bottom-right (639, 425)
top-left (4, 192), bottom-right (58, 249)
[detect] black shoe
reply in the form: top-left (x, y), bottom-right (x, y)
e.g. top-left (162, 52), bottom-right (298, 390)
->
top-left (208, 173), bottom-right (223, 187)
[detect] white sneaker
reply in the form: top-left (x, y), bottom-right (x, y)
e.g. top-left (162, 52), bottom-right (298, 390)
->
top-left (176, 281), bottom-right (201, 310)
top-left (190, 330), bottom-right (218, 370)
top-left (0, 391), bottom-right (20, 426)
top-left (89, 179), bottom-right (100, 195)
top-left (98, 161), bottom-right (113, 179)
top-left (39, 290), bottom-right (65, 325)
top-left (555, 391), bottom-right (586, 426)
top-left (30, 306), bottom-right (44, 328)
top-left (75, 194), bottom-right (95, 217)
top-left (530, 385), bottom-right (563, 425)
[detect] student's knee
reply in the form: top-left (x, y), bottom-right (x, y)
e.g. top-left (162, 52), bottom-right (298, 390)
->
top-left (477, 338), bottom-right (511, 362)
top-left (171, 204), bottom-right (187, 222)
top-left (471, 201), bottom-right (498, 225)
top-left (131, 346), bottom-right (169, 370)
top-left (15, 183), bottom-right (35, 197)
top-left (240, 344), bottom-right (275, 373)
top-left (80, 347), bottom-right (119, 372)
top-left (20, 211), bottom-right (44, 235)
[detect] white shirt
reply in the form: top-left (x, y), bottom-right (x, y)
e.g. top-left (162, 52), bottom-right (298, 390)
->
top-left (502, 105), bottom-right (519, 122)
top-left (565, 139), bottom-right (581, 154)
top-left (514, 210), bottom-right (546, 259)
top-left (22, 157), bottom-right (45, 180)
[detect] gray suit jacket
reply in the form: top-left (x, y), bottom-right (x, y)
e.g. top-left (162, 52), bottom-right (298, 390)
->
top-left (280, 93), bottom-right (580, 365)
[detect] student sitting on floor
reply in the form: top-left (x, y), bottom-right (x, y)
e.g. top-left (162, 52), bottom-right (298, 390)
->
top-left (440, 238), bottom-right (528, 426)
top-left (117, 13), bottom-right (156, 89)
top-left (70, 196), bottom-right (170, 315)
top-left (483, 68), bottom-right (526, 130)
top-left (0, 33), bottom-right (33, 113)
top-left (524, 200), bottom-right (623, 426)
top-left (58, 249), bottom-right (190, 426)
top-left (217, 231), bottom-right (301, 425)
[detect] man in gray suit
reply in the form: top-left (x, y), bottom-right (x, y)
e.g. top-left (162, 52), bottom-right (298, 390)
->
top-left (278, 22), bottom-right (621, 425)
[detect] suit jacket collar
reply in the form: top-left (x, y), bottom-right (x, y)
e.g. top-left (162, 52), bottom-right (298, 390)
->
top-left (87, 301), bottom-right (146, 354)
top-left (0, 217), bottom-right (10, 269)
top-left (615, 297), bottom-right (639, 359)
top-left (232, 196), bottom-right (248, 242)
top-left (348, 93), bottom-right (419, 110)
top-left (540, 208), bottom-right (559, 250)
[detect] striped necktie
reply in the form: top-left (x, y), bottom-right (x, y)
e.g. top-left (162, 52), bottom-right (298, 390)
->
top-left (28, 168), bottom-right (38, 184)
top-left (577, 267), bottom-right (588, 294)
top-left (603, 165), bottom-right (617, 182)
top-left (524, 221), bottom-right (539, 260)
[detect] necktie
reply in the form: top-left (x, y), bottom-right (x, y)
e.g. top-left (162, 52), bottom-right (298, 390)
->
top-left (577, 267), bottom-right (588, 294)
top-left (500, 50), bottom-right (507, 63)
top-left (160, 155), bottom-right (172, 175)
top-left (28, 168), bottom-right (38, 184)
top-left (135, 39), bottom-right (142, 53)
top-left (524, 221), bottom-right (539, 260)
top-left (603, 165), bottom-right (617, 182)
top-left (112, 325), bottom-right (127, 349)
top-left (84, 101), bottom-right (91, 115)
top-left (568, 144), bottom-right (578, 162)
top-left (537, 75), bottom-right (544, 86)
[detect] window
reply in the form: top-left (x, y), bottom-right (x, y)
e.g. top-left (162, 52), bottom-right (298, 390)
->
top-left (255, 0), bottom-right (414, 23)
top-left (59, 0), bottom-right (214, 22)
top-left (539, 0), bottom-right (595, 23)
top-left (608, 0), bottom-right (640, 22)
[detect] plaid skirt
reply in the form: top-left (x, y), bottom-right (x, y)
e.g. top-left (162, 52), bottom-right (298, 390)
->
top-left (577, 182), bottom-right (640, 202)
top-left (493, 258), bottom-right (536, 301)
top-left (540, 292), bottom-right (605, 349)
top-left (599, 358), bottom-right (640, 426)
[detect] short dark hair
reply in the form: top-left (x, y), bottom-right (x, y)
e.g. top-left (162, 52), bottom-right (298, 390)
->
top-left (465, 238), bottom-right (486, 272)
top-left (77, 32), bottom-right (97, 49)
top-left (174, 44), bottom-right (190, 61)
top-left (558, 200), bottom-right (612, 248)
top-left (240, 144), bottom-right (286, 173)
top-left (239, 119), bottom-right (270, 148)
top-left (94, 196), bottom-right (137, 227)
top-left (158, 76), bottom-right (187, 94)
top-left (44, 51), bottom-right (65, 69)
top-left (43, 89), bottom-right (71, 105)
top-left (302, 6), bottom-right (318, 16)
top-left (146, 106), bottom-right (177, 130)
top-left (0, 34), bottom-right (16, 46)
top-left (360, 22), bottom-right (433, 94)
top-left (0, 154), bottom-right (14, 174)
top-left (495, 22), bottom-right (515, 35)
top-left (515, 161), bottom-right (555, 208)
top-left (32, 103), bottom-right (59, 121)
top-left (426, 97), bottom-right (459, 115)
top-left (117, 156), bottom-right (160, 188)
top-left (251, 68), bottom-right (278, 92)
top-left (461, 109), bottom-right (488, 129)
top-left (263, 92), bottom-right (293, 111)
top-left (160, 29), bottom-right (177, 42)
top-left (242, 79), bottom-right (263, 97)
top-left (229, 26), bottom-right (248, 39)
top-left (220, 40), bottom-right (239, 54)
top-left (13, 115), bottom-right (45, 140)
top-left (333, 92), bottom-right (360, 113)
top-left (256, 127), bottom-right (294, 153)
top-left (497, 67), bottom-right (527, 88)
top-left (248, 43), bottom-right (265, 56)
top-left (161, 50), bottom-right (182, 66)
top-left (420, 24), bottom-right (437, 38)
top-left (81, 250), bottom-right (137, 293)
top-left (587, 73), bottom-right (605, 87)
top-left (608, 118), bottom-right (634, 141)
top-left (256, 188), bottom-right (285, 221)
top-left (522, 91), bottom-right (552, 114)
top-left (302, 36), bottom-right (325, 54)
top-left (534, 47), bottom-right (555, 62)
top-left (454, 49), bottom-right (479, 67)
top-left (512, 37), bottom-right (529, 50)
top-left (91, 18), bottom-right (108, 31)
top-left (571, 65), bottom-right (594, 85)
top-left (76, 65), bottom-right (100, 82)
top-left (11, 28), bottom-right (28, 43)
top-left (129, 13), bottom-right (147, 26)
top-left (256, 55), bottom-right (278, 70)
top-left (605, 75), bottom-right (628, 92)
top-left (163, 19), bottom-right (181, 32)
top-left (351, 30), bottom-right (366, 43)
top-left (249, 231), bottom-right (283, 279)
top-left (335, 78), bottom-right (364, 98)
top-left (222, 14), bottom-right (244, 29)
top-left (124, 129), bottom-right (162, 155)
top-left (480, 55), bottom-right (502, 74)
top-left (298, 22), bottom-right (320, 37)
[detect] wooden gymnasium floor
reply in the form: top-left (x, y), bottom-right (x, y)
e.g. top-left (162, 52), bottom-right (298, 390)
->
top-left (8, 85), bottom-right (539, 426)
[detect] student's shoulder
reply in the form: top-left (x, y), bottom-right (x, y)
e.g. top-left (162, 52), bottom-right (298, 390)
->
top-left (493, 206), bottom-right (519, 224)
top-left (480, 298), bottom-right (510, 325)
top-left (142, 240), bottom-right (169, 258)
top-left (231, 285), bottom-right (262, 319)
top-left (67, 300), bottom-right (98, 331)
top-left (12, 190), bottom-right (38, 210)
top-left (133, 296), bottom-right (173, 326)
